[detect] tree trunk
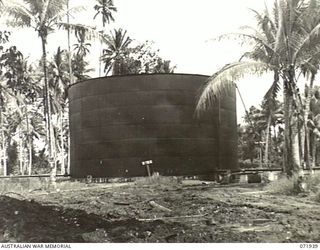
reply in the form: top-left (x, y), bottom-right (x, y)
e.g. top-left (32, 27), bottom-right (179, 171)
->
top-left (67, 116), bottom-right (71, 175)
top-left (264, 115), bottom-right (272, 166)
top-left (0, 109), bottom-right (6, 176)
top-left (18, 127), bottom-right (23, 175)
top-left (67, 0), bottom-right (73, 85)
top-left (283, 90), bottom-right (292, 175)
top-left (292, 117), bottom-right (301, 173)
top-left (99, 33), bottom-right (103, 77)
top-left (60, 110), bottom-right (65, 175)
top-left (312, 133), bottom-right (317, 167)
top-left (25, 106), bottom-right (32, 175)
top-left (40, 33), bottom-right (56, 187)
top-left (2, 137), bottom-right (6, 176)
top-left (303, 75), bottom-right (315, 170)
top-left (283, 89), bottom-right (301, 176)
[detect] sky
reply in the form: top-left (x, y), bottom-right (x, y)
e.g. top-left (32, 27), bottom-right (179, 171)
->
top-left (1, 0), bottom-right (276, 123)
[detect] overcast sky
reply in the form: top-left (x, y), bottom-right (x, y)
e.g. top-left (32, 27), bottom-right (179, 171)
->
top-left (2, 0), bottom-right (276, 123)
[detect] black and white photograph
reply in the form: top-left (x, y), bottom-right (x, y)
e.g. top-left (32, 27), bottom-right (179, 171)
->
top-left (0, 0), bottom-right (320, 246)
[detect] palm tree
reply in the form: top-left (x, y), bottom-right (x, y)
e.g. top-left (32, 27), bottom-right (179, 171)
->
top-left (93, 0), bottom-right (117, 76)
top-left (3, 0), bottom-right (91, 181)
top-left (101, 28), bottom-right (132, 75)
top-left (73, 28), bottom-right (91, 58)
top-left (254, 99), bottom-right (283, 166)
top-left (94, 0), bottom-right (117, 26)
top-left (196, 0), bottom-right (320, 176)
top-left (0, 44), bottom-right (38, 176)
top-left (48, 47), bottom-right (69, 175)
top-left (3, 0), bottom-right (72, 180)
top-left (298, 0), bottom-right (320, 170)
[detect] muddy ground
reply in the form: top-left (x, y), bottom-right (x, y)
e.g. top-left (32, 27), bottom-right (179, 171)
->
top-left (0, 179), bottom-right (319, 243)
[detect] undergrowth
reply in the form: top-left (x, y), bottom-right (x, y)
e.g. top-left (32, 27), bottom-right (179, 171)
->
top-left (267, 173), bottom-right (320, 202)
top-left (0, 177), bottom-right (85, 195)
top-left (266, 175), bottom-right (298, 195)
top-left (315, 191), bottom-right (320, 202)
top-left (135, 174), bottom-right (182, 187)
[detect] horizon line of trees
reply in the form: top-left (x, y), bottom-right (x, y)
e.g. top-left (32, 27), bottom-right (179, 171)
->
top-left (238, 87), bottom-right (320, 170)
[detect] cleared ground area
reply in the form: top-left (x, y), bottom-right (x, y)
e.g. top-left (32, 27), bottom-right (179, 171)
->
top-left (0, 178), bottom-right (319, 243)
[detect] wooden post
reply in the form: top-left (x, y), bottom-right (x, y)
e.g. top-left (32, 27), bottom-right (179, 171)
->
top-left (146, 164), bottom-right (151, 177)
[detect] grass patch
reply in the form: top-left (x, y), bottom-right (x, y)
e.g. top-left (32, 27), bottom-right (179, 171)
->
top-left (314, 191), bottom-right (320, 203)
top-left (266, 173), bottom-right (320, 199)
top-left (305, 173), bottom-right (320, 203)
top-left (55, 179), bottom-right (87, 191)
top-left (0, 177), bottom-right (86, 195)
top-left (135, 174), bottom-right (182, 187)
top-left (304, 173), bottom-right (320, 193)
top-left (266, 174), bottom-right (301, 195)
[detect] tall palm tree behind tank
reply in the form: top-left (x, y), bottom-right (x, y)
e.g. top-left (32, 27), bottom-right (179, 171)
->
top-left (196, 0), bottom-right (320, 176)
top-left (93, 0), bottom-right (117, 76)
top-left (3, 0), bottom-right (72, 184)
top-left (101, 28), bottom-right (132, 75)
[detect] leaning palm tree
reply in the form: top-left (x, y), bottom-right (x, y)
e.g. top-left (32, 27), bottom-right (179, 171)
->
top-left (101, 28), bottom-right (132, 75)
top-left (196, 0), bottom-right (320, 176)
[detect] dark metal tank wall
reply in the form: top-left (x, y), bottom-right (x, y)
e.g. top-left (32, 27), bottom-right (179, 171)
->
top-left (68, 74), bottom-right (237, 178)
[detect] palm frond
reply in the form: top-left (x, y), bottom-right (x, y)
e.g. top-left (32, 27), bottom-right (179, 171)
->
top-left (50, 5), bottom-right (86, 24)
top-left (293, 22), bottom-right (320, 62)
top-left (196, 61), bottom-right (272, 115)
top-left (264, 71), bottom-right (280, 102)
top-left (2, 0), bottom-right (33, 28)
top-left (216, 32), bottom-right (279, 59)
top-left (59, 22), bottom-right (99, 40)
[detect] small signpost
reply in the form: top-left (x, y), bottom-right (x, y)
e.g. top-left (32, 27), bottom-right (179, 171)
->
top-left (141, 160), bottom-right (153, 177)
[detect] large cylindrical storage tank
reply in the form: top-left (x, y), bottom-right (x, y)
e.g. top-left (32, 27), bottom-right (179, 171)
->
top-left (68, 74), bottom-right (237, 178)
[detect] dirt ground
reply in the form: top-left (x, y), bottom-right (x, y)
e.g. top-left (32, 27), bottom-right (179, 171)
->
top-left (0, 179), bottom-right (320, 243)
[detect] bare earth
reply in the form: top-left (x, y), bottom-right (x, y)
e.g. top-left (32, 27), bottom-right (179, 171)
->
top-left (0, 180), bottom-right (319, 243)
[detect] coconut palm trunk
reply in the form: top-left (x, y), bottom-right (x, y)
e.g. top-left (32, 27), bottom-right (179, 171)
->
top-left (67, 0), bottom-right (73, 85)
top-left (312, 133), bottom-right (317, 167)
top-left (2, 136), bottom-right (6, 176)
top-left (303, 74), bottom-right (315, 170)
top-left (282, 80), bottom-right (299, 176)
top-left (40, 32), bottom-right (56, 185)
top-left (0, 108), bottom-right (6, 176)
top-left (25, 106), bottom-right (32, 175)
top-left (60, 110), bottom-right (65, 175)
top-left (264, 115), bottom-right (272, 166)
top-left (18, 126), bottom-right (23, 175)
top-left (99, 32), bottom-right (103, 77)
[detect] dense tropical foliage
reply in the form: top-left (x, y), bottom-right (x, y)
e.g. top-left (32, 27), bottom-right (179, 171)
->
top-left (197, 0), bottom-right (320, 177)
top-left (0, 0), bottom-right (176, 179)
